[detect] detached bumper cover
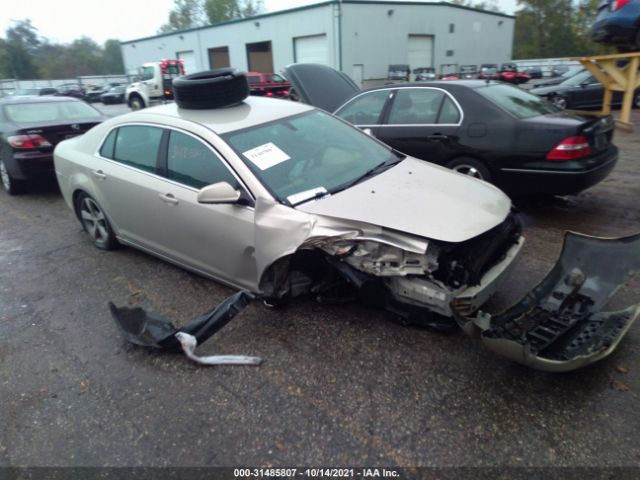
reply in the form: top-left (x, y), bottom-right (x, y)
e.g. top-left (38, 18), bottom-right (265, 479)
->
top-left (453, 232), bottom-right (640, 371)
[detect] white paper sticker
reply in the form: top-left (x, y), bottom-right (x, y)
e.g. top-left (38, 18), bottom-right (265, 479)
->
top-left (287, 187), bottom-right (328, 205)
top-left (242, 142), bottom-right (290, 170)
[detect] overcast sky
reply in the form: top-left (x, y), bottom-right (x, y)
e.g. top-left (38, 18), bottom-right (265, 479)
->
top-left (0, 0), bottom-right (519, 45)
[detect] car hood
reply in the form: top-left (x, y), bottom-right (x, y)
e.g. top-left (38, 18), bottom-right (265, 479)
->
top-left (296, 156), bottom-right (511, 243)
top-left (283, 63), bottom-right (360, 112)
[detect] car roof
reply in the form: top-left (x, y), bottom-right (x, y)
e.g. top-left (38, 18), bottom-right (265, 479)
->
top-left (361, 80), bottom-right (500, 93)
top-left (121, 96), bottom-right (315, 135)
top-left (0, 95), bottom-right (83, 105)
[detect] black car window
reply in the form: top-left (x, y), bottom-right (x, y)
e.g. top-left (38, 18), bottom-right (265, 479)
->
top-left (438, 96), bottom-right (461, 124)
top-left (100, 129), bottom-right (117, 159)
top-left (476, 84), bottom-right (559, 119)
top-left (113, 125), bottom-right (163, 173)
top-left (335, 90), bottom-right (389, 125)
top-left (388, 89), bottom-right (444, 125)
top-left (167, 130), bottom-right (237, 189)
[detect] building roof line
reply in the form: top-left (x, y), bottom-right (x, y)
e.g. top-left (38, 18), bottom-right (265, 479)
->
top-left (120, 0), bottom-right (514, 46)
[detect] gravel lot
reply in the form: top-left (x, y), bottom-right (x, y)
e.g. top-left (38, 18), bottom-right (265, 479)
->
top-left (0, 103), bottom-right (639, 469)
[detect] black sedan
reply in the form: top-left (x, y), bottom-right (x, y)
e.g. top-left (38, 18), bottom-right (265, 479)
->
top-left (530, 69), bottom-right (640, 109)
top-left (0, 96), bottom-right (106, 194)
top-left (100, 86), bottom-right (126, 104)
top-left (284, 64), bottom-right (618, 196)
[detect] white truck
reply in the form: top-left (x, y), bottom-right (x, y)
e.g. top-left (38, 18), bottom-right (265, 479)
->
top-left (126, 59), bottom-right (186, 110)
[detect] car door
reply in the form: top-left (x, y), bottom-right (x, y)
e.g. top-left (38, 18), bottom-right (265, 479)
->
top-left (375, 87), bottom-right (462, 166)
top-left (93, 124), bottom-right (169, 253)
top-left (153, 128), bottom-right (257, 290)
top-left (333, 89), bottom-right (392, 137)
top-left (569, 75), bottom-right (605, 108)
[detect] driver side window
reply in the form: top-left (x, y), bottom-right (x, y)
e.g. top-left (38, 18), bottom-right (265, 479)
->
top-left (166, 130), bottom-right (238, 189)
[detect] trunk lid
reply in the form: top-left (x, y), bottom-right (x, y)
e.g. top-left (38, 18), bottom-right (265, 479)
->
top-left (17, 120), bottom-right (101, 150)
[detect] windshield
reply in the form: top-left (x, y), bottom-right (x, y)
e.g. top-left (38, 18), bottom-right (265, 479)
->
top-left (561, 70), bottom-right (593, 86)
top-left (4, 100), bottom-right (102, 123)
top-left (476, 83), bottom-right (560, 119)
top-left (561, 67), bottom-right (582, 78)
top-left (223, 110), bottom-right (399, 205)
top-left (109, 87), bottom-right (125, 93)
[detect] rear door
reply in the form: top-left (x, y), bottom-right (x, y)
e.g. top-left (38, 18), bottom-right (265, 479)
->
top-left (376, 87), bottom-right (462, 166)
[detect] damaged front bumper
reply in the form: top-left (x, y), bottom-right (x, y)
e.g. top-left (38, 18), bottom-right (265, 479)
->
top-left (452, 232), bottom-right (640, 372)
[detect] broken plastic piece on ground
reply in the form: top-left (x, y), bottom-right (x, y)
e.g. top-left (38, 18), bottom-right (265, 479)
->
top-left (452, 232), bottom-right (640, 372)
top-left (174, 332), bottom-right (262, 366)
top-left (109, 290), bottom-right (261, 366)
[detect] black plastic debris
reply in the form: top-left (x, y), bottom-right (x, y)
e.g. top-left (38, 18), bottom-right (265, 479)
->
top-left (453, 232), bottom-right (640, 371)
top-left (109, 291), bottom-right (262, 366)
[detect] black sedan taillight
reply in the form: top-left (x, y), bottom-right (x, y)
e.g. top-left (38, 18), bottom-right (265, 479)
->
top-left (546, 136), bottom-right (592, 161)
top-left (7, 134), bottom-right (52, 149)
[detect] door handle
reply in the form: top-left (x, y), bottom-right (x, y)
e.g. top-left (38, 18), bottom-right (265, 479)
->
top-left (93, 170), bottom-right (107, 179)
top-left (158, 193), bottom-right (179, 205)
top-left (427, 134), bottom-right (448, 141)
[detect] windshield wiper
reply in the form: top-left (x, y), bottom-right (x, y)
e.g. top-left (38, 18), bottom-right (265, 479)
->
top-left (331, 156), bottom-right (403, 194)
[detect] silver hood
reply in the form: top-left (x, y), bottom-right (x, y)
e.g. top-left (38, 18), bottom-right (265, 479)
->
top-left (297, 157), bottom-right (511, 243)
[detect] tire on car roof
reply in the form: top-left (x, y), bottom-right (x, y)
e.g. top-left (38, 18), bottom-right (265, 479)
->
top-left (172, 68), bottom-right (249, 109)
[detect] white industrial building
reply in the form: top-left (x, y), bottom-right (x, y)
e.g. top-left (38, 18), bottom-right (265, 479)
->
top-left (120, 0), bottom-right (515, 85)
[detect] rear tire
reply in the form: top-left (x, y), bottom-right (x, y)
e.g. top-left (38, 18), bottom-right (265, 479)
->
top-left (172, 69), bottom-right (249, 109)
top-left (75, 192), bottom-right (118, 250)
top-left (0, 159), bottom-right (24, 195)
top-left (446, 157), bottom-right (492, 182)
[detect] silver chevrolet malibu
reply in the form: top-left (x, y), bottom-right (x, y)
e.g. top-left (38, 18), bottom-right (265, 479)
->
top-left (54, 81), bottom-right (638, 372)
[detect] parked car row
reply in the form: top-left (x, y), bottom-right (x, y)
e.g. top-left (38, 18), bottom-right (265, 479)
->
top-left (4, 82), bottom-right (128, 105)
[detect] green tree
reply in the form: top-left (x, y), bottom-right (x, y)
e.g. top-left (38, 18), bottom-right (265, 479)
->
top-left (158, 0), bottom-right (207, 33)
top-left (3, 19), bottom-right (40, 79)
top-left (103, 39), bottom-right (125, 74)
top-left (450, 0), bottom-right (503, 13)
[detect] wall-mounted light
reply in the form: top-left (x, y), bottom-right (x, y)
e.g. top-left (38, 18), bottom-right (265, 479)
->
top-left (387, 9), bottom-right (394, 16)
top-left (131, 44), bottom-right (136, 48)
top-left (498, 20), bottom-right (503, 25)
top-left (254, 21), bottom-right (260, 27)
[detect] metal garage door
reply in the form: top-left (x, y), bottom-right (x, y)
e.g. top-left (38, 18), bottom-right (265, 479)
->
top-left (294, 34), bottom-right (329, 65)
top-left (408, 35), bottom-right (433, 71)
top-left (177, 50), bottom-right (197, 75)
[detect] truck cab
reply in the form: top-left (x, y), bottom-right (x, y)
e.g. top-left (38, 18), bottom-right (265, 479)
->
top-left (126, 59), bottom-right (186, 110)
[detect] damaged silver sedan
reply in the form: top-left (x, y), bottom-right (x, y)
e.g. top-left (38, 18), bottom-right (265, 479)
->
top-left (52, 72), bottom-right (637, 371)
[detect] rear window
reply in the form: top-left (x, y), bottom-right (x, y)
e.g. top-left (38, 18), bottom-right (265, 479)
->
top-left (4, 101), bottom-right (102, 123)
top-left (476, 84), bottom-right (559, 119)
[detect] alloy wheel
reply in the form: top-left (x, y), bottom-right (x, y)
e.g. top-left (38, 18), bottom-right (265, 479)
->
top-left (80, 197), bottom-right (110, 245)
top-left (0, 160), bottom-right (10, 192)
top-left (452, 164), bottom-right (484, 180)
top-left (551, 96), bottom-right (567, 109)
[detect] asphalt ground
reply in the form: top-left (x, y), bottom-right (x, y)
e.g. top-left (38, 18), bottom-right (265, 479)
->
top-left (0, 103), bottom-right (639, 470)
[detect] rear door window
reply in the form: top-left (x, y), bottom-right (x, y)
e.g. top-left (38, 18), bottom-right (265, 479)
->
top-left (113, 125), bottom-right (163, 173)
top-left (387, 89), bottom-right (445, 125)
top-left (335, 90), bottom-right (390, 125)
top-left (100, 129), bottom-right (117, 159)
top-left (166, 130), bottom-right (238, 189)
top-left (438, 96), bottom-right (461, 124)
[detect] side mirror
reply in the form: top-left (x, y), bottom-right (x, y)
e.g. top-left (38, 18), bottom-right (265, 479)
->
top-left (197, 182), bottom-right (241, 204)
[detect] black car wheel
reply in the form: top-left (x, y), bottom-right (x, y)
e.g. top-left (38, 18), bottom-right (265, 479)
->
top-left (550, 95), bottom-right (568, 109)
top-left (0, 159), bottom-right (24, 195)
top-left (172, 69), bottom-right (249, 109)
top-left (634, 91), bottom-right (640, 109)
top-left (446, 157), bottom-right (492, 182)
top-left (75, 192), bottom-right (118, 250)
top-left (129, 95), bottom-right (145, 110)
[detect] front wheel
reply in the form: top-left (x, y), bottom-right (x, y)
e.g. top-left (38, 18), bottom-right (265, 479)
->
top-left (446, 157), bottom-right (492, 183)
top-left (129, 95), bottom-right (145, 110)
top-left (634, 91), bottom-right (640, 109)
top-left (75, 193), bottom-right (118, 250)
top-left (550, 95), bottom-right (568, 109)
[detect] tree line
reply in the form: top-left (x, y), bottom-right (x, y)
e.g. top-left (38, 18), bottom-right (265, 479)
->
top-left (0, 0), bottom-right (611, 80)
top-left (0, 19), bottom-right (124, 80)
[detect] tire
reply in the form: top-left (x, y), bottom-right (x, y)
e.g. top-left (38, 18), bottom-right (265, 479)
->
top-left (75, 192), bottom-right (118, 250)
top-left (172, 68), bottom-right (249, 109)
top-left (634, 91), bottom-right (640, 109)
top-left (129, 95), bottom-right (145, 110)
top-left (446, 157), bottom-right (492, 182)
top-left (550, 95), bottom-right (567, 109)
top-left (0, 159), bottom-right (24, 195)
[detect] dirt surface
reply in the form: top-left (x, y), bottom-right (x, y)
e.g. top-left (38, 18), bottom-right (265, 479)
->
top-left (0, 110), bottom-right (639, 468)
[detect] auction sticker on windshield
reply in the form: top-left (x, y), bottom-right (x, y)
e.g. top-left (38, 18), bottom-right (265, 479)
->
top-left (242, 142), bottom-right (290, 170)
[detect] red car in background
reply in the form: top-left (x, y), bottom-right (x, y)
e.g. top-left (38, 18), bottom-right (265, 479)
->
top-left (247, 72), bottom-right (291, 98)
top-left (499, 63), bottom-right (530, 85)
